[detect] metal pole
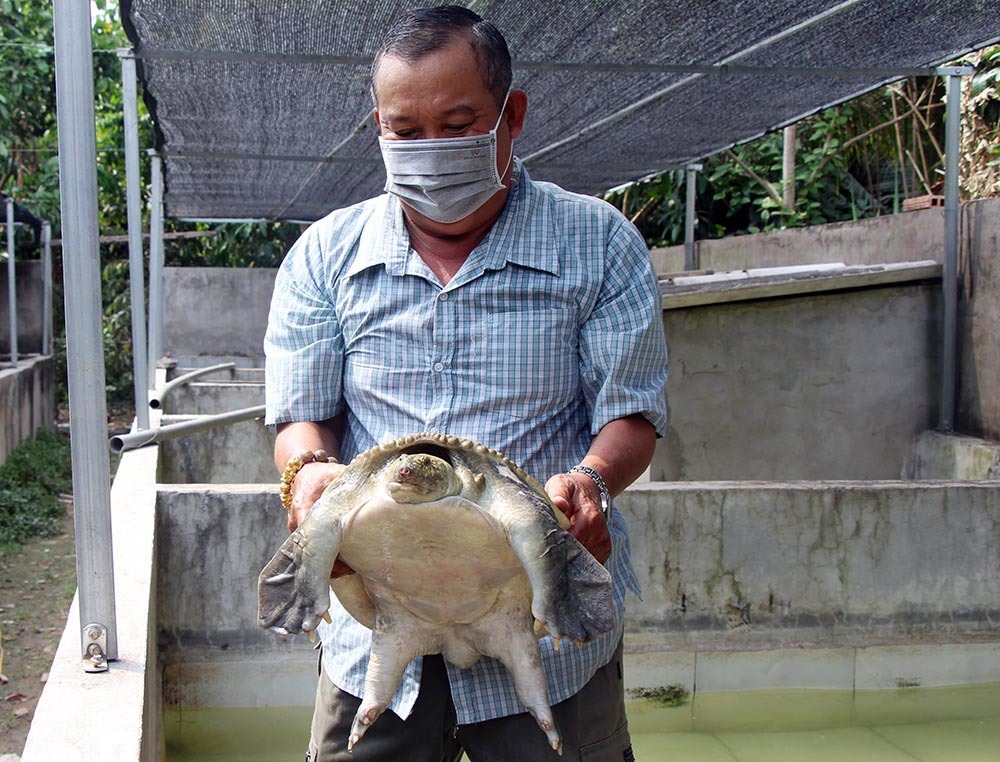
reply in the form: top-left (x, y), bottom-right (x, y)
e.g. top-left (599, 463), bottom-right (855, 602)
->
top-left (937, 67), bottom-right (971, 432)
top-left (5, 197), bottom-right (16, 367)
top-left (782, 125), bottom-right (797, 214)
top-left (120, 51), bottom-right (149, 429)
top-left (147, 151), bottom-right (164, 390)
top-left (684, 164), bottom-right (701, 270)
top-left (42, 221), bottom-right (52, 356)
top-left (53, 0), bottom-right (117, 666)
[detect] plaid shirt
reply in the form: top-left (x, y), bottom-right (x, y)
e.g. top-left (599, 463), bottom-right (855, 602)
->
top-left (264, 160), bottom-right (668, 724)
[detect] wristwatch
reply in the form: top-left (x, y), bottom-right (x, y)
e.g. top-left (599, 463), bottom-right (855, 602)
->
top-left (569, 465), bottom-right (611, 518)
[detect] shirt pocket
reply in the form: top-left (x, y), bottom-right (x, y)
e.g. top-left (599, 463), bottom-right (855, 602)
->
top-left (478, 307), bottom-right (580, 420)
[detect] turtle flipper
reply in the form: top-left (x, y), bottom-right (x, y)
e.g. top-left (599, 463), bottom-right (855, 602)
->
top-left (257, 523), bottom-right (341, 636)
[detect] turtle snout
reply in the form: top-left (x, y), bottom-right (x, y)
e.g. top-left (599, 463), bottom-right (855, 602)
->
top-left (396, 464), bottom-right (414, 482)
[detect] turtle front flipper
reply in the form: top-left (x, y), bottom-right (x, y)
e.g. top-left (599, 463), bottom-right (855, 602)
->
top-left (507, 511), bottom-right (614, 645)
top-left (257, 520), bottom-right (342, 637)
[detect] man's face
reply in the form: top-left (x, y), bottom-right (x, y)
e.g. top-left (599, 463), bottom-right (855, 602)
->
top-left (372, 38), bottom-right (525, 232)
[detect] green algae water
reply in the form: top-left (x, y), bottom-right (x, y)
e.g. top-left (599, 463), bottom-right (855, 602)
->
top-left (165, 683), bottom-right (1000, 761)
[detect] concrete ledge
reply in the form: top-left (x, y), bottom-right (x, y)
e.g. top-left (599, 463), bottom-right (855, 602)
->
top-left (22, 436), bottom-right (161, 761)
top-left (660, 261), bottom-right (942, 309)
top-left (0, 354), bottom-right (54, 466)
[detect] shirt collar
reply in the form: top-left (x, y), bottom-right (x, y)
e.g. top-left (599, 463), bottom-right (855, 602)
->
top-left (345, 159), bottom-right (561, 281)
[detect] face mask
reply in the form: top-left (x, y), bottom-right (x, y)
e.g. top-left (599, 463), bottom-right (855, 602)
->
top-left (379, 92), bottom-right (513, 224)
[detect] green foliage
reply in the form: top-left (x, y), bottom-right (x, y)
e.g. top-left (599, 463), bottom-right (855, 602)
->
top-left (0, 428), bottom-right (72, 551)
top-left (608, 78), bottom-right (947, 246)
top-left (1, 3), bottom-right (299, 412)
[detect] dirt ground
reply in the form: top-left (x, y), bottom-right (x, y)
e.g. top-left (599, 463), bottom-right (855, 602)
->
top-left (0, 499), bottom-right (76, 757)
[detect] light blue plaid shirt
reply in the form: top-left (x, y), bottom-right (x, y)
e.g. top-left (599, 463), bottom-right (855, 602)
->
top-left (264, 159), bottom-right (668, 725)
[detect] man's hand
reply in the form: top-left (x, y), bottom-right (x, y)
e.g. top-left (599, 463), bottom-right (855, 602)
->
top-left (286, 460), bottom-right (355, 579)
top-left (545, 471), bottom-right (612, 564)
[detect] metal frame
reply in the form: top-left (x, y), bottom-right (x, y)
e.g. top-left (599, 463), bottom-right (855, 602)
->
top-left (937, 66), bottom-right (973, 432)
top-left (147, 151), bottom-right (164, 389)
top-left (5, 197), bottom-right (16, 367)
top-left (53, 0), bottom-right (118, 667)
top-left (42, 221), bottom-right (52, 356)
top-left (120, 51), bottom-right (150, 429)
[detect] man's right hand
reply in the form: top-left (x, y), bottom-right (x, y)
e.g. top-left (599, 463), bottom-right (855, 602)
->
top-left (286, 460), bottom-right (355, 579)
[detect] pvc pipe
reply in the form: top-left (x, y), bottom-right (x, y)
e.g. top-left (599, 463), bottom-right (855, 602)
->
top-left (120, 51), bottom-right (149, 429)
top-left (53, 0), bottom-right (118, 663)
top-left (148, 361), bottom-right (235, 409)
top-left (108, 404), bottom-right (266, 453)
top-left (42, 221), bottom-right (52, 356)
top-left (5, 197), bottom-right (16, 366)
top-left (147, 151), bottom-right (164, 390)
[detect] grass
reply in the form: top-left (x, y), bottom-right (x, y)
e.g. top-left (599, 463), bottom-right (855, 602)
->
top-left (0, 428), bottom-right (73, 554)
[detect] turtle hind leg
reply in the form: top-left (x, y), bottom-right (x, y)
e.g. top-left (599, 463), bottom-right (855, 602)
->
top-left (474, 615), bottom-right (563, 755)
top-left (349, 620), bottom-right (435, 751)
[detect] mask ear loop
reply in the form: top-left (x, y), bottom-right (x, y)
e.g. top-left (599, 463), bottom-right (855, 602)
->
top-left (493, 90), bottom-right (514, 186)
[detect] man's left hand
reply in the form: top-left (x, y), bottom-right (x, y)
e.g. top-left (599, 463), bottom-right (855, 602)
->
top-left (545, 472), bottom-right (611, 564)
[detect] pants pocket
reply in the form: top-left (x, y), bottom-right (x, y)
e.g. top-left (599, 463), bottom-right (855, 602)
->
top-left (579, 722), bottom-right (632, 762)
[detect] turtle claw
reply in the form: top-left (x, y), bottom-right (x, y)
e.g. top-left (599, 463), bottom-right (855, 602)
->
top-left (348, 703), bottom-right (385, 751)
top-left (308, 629), bottom-right (316, 644)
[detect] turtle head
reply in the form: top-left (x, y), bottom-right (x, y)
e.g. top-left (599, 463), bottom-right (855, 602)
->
top-left (385, 453), bottom-right (463, 504)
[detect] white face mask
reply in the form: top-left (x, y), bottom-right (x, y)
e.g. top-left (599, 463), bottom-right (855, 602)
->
top-left (378, 92), bottom-right (513, 224)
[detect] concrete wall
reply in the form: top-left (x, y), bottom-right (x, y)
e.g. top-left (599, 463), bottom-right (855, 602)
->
top-left (650, 206), bottom-right (946, 275)
top-left (653, 282), bottom-right (941, 481)
top-left (0, 259), bottom-right (46, 355)
top-left (157, 416), bottom-right (276, 484)
top-left (163, 266), bottom-right (277, 362)
top-left (155, 482), bottom-right (1000, 658)
top-left (958, 198), bottom-right (1000, 440)
top-left (0, 355), bottom-right (54, 466)
top-left (618, 482), bottom-right (1000, 648)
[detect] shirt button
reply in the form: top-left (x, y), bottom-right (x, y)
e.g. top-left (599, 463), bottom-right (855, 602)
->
top-left (438, 292), bottom-right (449, 302)
top-left (433, 362), bottom-right (445, 372)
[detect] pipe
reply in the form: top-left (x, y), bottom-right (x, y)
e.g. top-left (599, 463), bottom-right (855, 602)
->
top-left (54, 0), bottom-right (118, 663)
top-left (6, 197), bottom-right (16, 367)
top-left (109, 405), bottom-right (266, 454)
top-left (42, 221), bottom-right (52, 356)
top-left (120, 51), bottom-right (149, 429)
top-left (147, 151), bottom-right (164, 389)
top-left (148, 361), bottom-right (236, 409)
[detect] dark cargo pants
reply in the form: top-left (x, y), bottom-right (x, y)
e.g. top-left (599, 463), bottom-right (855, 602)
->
top-left (306, 641), bottom-right (633, 762)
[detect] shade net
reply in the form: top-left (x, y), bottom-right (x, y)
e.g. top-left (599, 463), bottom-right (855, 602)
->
top-left (120, 0), bottom-right (1000, 222)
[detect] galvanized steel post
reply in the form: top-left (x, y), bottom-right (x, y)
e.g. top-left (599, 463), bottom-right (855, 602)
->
top-left (684, 164), bottom-right (701, 271)
top-left (120, 51), bottom-right (150, 429)
top-left (42, 221), bottom-right (52, 356)
top-left (937, 66), bottom-right (972, 432)
top-left (53, 0), bottom-right (118, 665)
top-left (147, 151), bottom-right (164, 389)
top-left (5, 197), bottom-right (16, 367)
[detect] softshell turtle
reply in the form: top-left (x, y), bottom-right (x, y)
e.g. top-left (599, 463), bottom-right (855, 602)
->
top-left (258, 432), bottom-right (614, 754)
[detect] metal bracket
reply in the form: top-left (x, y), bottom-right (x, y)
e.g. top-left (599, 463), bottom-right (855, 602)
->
top-left (935, 65), bottom-right (976, 77)
top-left (82, 623), bottom-right (109, 673)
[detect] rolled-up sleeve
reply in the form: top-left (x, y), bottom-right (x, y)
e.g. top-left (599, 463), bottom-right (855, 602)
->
top-left (264, 227), bottom-right (345, 425)
top-left (579, 216), bottom-right (669, 436)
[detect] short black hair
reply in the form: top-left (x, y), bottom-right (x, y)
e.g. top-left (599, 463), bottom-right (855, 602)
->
top-left (370, 5), bottom-right (512, 108)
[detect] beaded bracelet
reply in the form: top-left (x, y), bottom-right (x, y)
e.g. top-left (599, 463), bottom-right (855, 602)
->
top-left (279, 449), bottom-right (333, 511)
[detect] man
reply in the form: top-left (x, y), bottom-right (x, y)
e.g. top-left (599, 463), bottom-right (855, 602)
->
top-left (264, 6), bottom-right (668, 761)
